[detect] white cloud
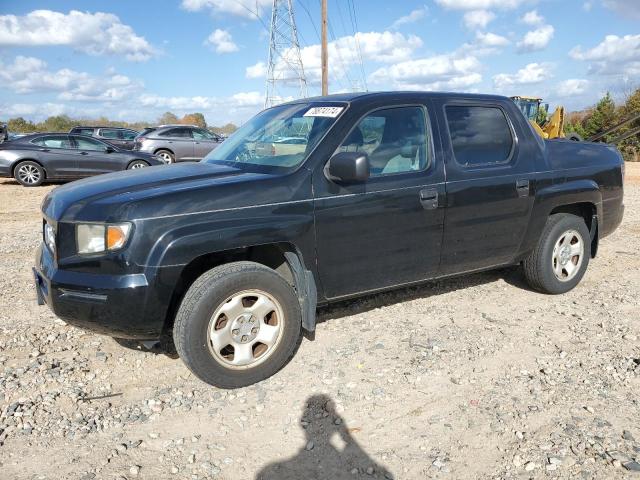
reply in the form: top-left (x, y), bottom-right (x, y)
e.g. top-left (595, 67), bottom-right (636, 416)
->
top-left (476, 31), bottom-right (510, 47)
top-left (246, 61), bottom-right (267, 79)
top-left (205, 29), bottom-right (238, 53)
top-left (0, 56), bottom-right (143, 102)
top-left (557, 79), bottom-right (589, 97)
top-left (570, 34), bottom-right (640, 77)
top-left (521, 9), bottom-right (544, 25)
top-left (246, 31), bottom-right (422, 84)
top-left (603, 0), bottom-right (640, 18)
top-left (435, 0), bottom-right (528, 10)
top-left (390, 6), bottom-right (429, 29)
top-left (0, 10), bottom-right (156, 61)
top-left (463, 10), bottom-right (495, 29)
top-left (517, 24), bottom-right (554, 52)
top-left (181, 0), bottom-right (271, 19)
top-left (493, 62), bottom-right (553, 90)
top-left (138, 91), bottom-right (263, 110)
top-left (370, 52), bottom-right (483, 91)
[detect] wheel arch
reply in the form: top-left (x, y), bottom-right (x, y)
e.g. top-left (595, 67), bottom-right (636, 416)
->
top-left (12, 158), bottom-right (47, 179)
top-left (154, 147), bottom-right (174, 156)
top-left (160, 242), bottom-right (317, 338)
top-left (519, 180), bottom-right (602, 260)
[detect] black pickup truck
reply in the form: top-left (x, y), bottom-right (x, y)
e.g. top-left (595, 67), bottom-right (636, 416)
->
top-left (34, 92), bottom-right (625, 388)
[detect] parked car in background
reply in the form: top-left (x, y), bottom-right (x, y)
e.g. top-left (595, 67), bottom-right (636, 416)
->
top-left (33, 92), bottom-right (624, 388)
top-left (133, 125), bottom-right (224, 163)
top-left (69, 126), bottom-right (140, 150)
top-left (0, 133), bottom-right (163, 187)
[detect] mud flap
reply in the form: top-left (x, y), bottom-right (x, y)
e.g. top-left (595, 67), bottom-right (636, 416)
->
top-left (284, 251), bottom-right (317, 338)
top-left (590, 214), bottom-right (598, 258)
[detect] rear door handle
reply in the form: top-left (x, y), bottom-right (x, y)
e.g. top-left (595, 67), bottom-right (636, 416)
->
top-left (419, 188), bottom-right (439, 209)
top-left (80, 151), bottom-right (89, 155)
top-left (516, 179), bottom-right (530, 197)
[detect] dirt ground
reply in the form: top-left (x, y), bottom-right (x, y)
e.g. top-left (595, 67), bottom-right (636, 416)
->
top-left (0, 164), bottom-right (639, 480)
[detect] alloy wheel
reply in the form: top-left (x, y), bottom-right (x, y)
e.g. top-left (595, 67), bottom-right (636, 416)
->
top-left (17, 164), bottom-right (41, 185)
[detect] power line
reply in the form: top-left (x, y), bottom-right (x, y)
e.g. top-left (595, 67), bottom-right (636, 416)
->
top-left (346, 0), bottom-right (367, 91)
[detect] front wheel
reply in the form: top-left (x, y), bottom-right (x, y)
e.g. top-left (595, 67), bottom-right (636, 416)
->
top-left (127, 160), bottom-right (149, 170)
top-left (14, 161), bottom-right (45, 187)
top-left (523, 213), bottom-right (591, 294)
top-left (173, 262), bottom-right (302, 388)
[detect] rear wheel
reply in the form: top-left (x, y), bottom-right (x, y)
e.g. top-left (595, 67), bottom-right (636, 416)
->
top-left (173, 261), bottom-right (302, 388)
top-left (567, 132), bottom-right (583, 141)
top-left (14, 161), bottom-right (44, 187)
top-left (155, 150), bottom-right (174, 164)
top-left (127, 160), bottom-right (149, 170)
top-left (523, 213), bottom-right (590, 294)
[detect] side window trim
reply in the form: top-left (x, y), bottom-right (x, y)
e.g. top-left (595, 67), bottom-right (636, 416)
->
top-left (330, 103), bottom-right (435, 180)
top-left (442, 102), bottom-right (518, 169)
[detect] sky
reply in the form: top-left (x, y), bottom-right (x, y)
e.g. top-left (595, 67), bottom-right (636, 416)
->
top-left (0, 0), bottom-right (639, 126)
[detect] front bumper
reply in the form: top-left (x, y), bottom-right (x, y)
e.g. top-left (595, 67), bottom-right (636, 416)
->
top-left (34, 243), bottom-right (170, 339)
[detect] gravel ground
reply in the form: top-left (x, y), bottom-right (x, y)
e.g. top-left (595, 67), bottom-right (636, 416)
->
top-left (1, 165), bottom-right (639, 480)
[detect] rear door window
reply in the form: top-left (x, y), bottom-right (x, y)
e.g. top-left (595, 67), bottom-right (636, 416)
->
top-left (445, 106), bottom-right (514, 167)
top-left (159, 127), bottom-right (193, 138)
top-left (70, 128), bottom-right (94, 136)
top-left (121, 130), bottom-right (138, 140)
top-left (99, 128), bottom-right (120, 139)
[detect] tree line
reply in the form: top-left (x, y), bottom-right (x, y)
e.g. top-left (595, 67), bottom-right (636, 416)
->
top-left (1, 112), bottom-right (239, 136)
top-left (565, 87), bottom-right (640, 161)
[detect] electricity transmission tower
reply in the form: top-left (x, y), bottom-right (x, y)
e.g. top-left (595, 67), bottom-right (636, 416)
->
top-left (265, 0), bottom-right (308, 108)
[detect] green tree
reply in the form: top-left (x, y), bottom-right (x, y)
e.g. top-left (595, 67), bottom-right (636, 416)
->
top-left (536, 104), bottom-right (548, 127)
top-left (158, 112), bottom-right (179, 125)
top-left (7, 117), bottom-right (37, 133)
top-left (617, 87), bottom-right (640, 161)
top-left (41, 115), bottom-right (75, 132)
top-left (584, 92), bottom-right (616, 140)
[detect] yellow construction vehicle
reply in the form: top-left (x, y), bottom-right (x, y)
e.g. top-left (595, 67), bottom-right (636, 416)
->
top-left (511, 96), bottom-right (582, 141)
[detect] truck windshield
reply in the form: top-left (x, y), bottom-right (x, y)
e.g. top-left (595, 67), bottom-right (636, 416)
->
top-left (203, 103), bottom-right (345, 171)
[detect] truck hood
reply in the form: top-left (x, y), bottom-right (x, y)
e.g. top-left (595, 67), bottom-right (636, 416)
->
top-left (42, 162), bottom-right (277, 222)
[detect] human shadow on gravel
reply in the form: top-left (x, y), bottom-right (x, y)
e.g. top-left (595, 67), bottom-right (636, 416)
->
top-left (316, 265), bottom-right (531, 324)
top-left (256, 394), bottom-right (393, 480)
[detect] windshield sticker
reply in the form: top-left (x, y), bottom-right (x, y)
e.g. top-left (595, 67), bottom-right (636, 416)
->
top-left (303, 106), bottom-right (344, 118)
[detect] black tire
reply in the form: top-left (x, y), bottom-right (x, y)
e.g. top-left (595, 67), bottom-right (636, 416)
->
top-left (523, 213), bottom-right (591, 294)
top-left (127, 160), bottom-right (150, 170)
top-left (173, 261), bottom-right (302, 388)
top-left (155, 149), bottom-right (175, 164)
top-left (567, 132), bottom-right (583, 142)
top-left (14, 160), bottom-right (45, 187)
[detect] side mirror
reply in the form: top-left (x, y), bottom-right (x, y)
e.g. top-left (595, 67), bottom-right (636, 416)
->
top-left (326, 151), bottom-right (370, 183)
top-left (105, 146), bottom-right (115, 153)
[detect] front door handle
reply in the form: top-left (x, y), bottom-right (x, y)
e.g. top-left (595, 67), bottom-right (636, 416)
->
top-left (419, 188), bottom-right (439, 209)
top-left (516, 179), bottom-right (530, 197)
top-left (80, 151), bottom-right (89, 155)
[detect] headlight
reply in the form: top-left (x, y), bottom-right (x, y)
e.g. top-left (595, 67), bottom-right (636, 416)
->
top-left (44, 222), bottom-right (56, 254)
top-left (76, 223), bottom-right (132, 254)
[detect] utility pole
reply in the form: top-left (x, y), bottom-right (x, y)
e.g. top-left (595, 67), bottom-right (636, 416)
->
top-left (321, 0), bottom-right (328, 96)
top-left (265, 0), bottom-right (308, 108)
